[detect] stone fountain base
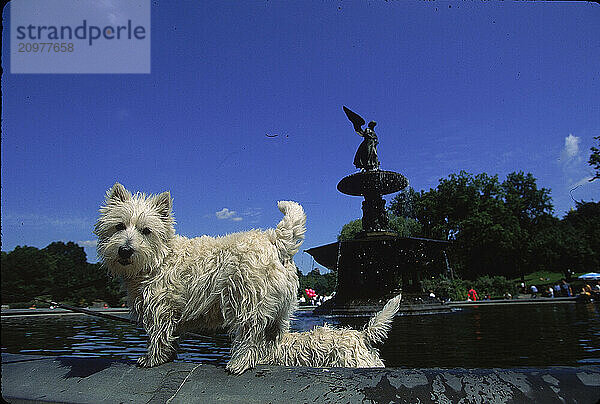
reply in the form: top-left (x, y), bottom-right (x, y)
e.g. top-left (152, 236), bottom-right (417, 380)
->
top-left (313, 297), bottom-right (453, 316)
top-left (307, 233), bottom-right (449, 298)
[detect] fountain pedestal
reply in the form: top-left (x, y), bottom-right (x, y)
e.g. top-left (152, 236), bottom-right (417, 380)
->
top-left (337, 170), bottom-right (408, 232)
top-left (306, 170), bottom-right (450, 314)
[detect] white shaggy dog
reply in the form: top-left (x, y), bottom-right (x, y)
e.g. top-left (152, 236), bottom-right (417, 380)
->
top-left (94, 183), bottom-right (306, 374)
top-left (260, 294), bottom-right (402, 368)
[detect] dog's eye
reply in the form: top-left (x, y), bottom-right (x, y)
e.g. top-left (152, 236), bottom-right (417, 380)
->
top-left (141, 227), bottom-right (151, 235)
top-left (115, 223), bottom-right (126, 231)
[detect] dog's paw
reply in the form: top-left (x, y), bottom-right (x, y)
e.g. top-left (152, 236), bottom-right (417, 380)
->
top-left (136, 352), bottom-right (175, 368)
top-left (136, 355), bottom-right (158, 368)
top-left (226, 359), bottom-right (252, 374)
top-left (136, 355), bottom-right (153, 368)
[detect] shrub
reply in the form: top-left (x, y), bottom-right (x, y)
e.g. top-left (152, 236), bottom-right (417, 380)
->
top-left (422, 275), bottom-right (517, 301)
top-left (421, 276), bottom-right (468, 301)
top-left (473, 275), bottom-right (518, 299)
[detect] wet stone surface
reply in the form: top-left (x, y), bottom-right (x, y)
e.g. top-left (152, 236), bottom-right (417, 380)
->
top-left (2, 353), bottom-right (600, 403)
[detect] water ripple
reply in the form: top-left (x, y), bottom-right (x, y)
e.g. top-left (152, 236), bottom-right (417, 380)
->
top-left (2, 303), bottom-right (599, 368)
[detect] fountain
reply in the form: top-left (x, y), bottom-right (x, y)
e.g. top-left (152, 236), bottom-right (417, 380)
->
top-left (307, 107), bottom-right (451, 315)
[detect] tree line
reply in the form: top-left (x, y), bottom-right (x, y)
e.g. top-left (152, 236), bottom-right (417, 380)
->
top-left (1, 240), bottom-right (338, 306)
top-left (1, 242), bottom-right (123, 307)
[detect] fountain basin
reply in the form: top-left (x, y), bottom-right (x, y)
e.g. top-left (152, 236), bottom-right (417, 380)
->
top-left (337, 170), bottom-right (408, 196)
top-left (306, 234), bottom-right (450, 313)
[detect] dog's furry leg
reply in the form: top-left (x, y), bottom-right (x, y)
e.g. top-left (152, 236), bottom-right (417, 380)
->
top-left (137, 305), bottom-right (180, 368)
top-left (224, 298), bottom-right (271, 374)
top-left (227, 298), bottom-right (295, 373)
top-left (223, 294), bottom-right (272, 374)
top-left (226, 333), bottom-right (266, 374)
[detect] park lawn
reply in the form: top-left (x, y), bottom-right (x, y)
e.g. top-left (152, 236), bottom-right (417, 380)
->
top-left (512, 270), bottom-right (585, 290)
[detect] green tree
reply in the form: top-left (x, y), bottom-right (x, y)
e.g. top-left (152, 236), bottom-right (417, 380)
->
top-left (338, 218), bottom-right (363, 241)
top-left (501, 171), bottom-right (553, 227)
top-left (298, 268), bottom-right (336, 296)
top-left (562, 202), bottom-right (600, 272)
top-left (338, 215), bottom-right (422, 241)
top-left (499, 171), bottom-right (554, 278)
top-left (393, 171), bottom-right (557, 280)
top-left (1, 242), bottom-right (126, 307)
top-left (528, 216), bottom-right (569, 273)
top-left (388, 215), bottom-right (422, 237)
top-left (421, 276), bottom-right (468, 301)
top-left (43, 241), bottom-right (89, 301)
top-left (405, 171), bottom-right (502, 241)
top-left (389, 187), bottom-right (420, 219)
top-left (1, 246), bottom-right (52, 303)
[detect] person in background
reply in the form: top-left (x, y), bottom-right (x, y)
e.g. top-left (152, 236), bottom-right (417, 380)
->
top-left (548, 286), bottom-right (554, 298)
top-left (561, 279), bottom-right (572, 297)
top-left (553, 283), bottom-right (562, 297)
top-left (591, 284), bottom-right (600, 300)
top-left (530, 285), bottom-right (538, 298)
top-left (468, 287), bottom-right (478, 302)
top-left (428, 290), bottom-right (436, 302)
top-left (578, 285), bottom-right (592, 302)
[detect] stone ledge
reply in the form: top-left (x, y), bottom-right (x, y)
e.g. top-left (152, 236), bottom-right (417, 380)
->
top-left (2, 353), bottom-right (599, 403)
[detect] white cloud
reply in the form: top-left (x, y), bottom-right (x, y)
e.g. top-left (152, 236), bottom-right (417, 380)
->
top-left (216, 208), bottom-right (242, 221)
top-left (570, 176), bottom-right (593, 188)
top-left (78, 240), bottom-right (98, 248)
top-left (559, 134), bottom-right (584, 183)
top-left (562, 134), bottom-right (580, 159)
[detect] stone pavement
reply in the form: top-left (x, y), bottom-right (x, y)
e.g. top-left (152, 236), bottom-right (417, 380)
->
top-left (2, 353), bottom-right (599, 403)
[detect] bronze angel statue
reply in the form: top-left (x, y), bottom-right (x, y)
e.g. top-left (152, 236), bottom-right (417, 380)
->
top-left (343, 106), bottom-right (380, 171)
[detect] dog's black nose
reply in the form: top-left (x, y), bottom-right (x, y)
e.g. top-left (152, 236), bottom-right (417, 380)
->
top-left (118, 246), bottom-right (134, 259)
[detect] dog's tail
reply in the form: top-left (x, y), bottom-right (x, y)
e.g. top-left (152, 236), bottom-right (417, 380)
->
top-left (363, 293), bottom-right (402, 345)
top-left (273, 201), bottom-right (306, 263)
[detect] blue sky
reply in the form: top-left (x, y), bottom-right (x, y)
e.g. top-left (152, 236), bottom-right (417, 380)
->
top-left (2, 1), bottom-right (599, 273)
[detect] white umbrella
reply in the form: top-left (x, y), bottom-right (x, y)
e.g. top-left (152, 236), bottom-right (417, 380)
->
top-left (578, 273), bottom-right (600, 281)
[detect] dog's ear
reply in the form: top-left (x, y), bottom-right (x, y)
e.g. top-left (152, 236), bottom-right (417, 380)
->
top-left (152, 191), bottom-right (172, 218)
top-left (106, 182), bottom-right (131, 204)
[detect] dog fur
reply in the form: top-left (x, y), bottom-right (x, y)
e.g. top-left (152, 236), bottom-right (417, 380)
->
top-left (259, 294), bottom-right (402, 368)
top-left (94, 183), bottom-right (306, 374)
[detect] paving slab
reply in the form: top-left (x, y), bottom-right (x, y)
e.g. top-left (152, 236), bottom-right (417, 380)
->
top-left (2, 353), bottom-right (599, 403)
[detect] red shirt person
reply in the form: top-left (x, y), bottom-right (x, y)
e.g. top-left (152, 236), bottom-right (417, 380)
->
top-left (468, 287), bottom-right (478, 301)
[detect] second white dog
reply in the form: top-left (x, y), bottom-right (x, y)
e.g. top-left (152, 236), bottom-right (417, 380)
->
top-left (259, 294), bottom-right (402, 368)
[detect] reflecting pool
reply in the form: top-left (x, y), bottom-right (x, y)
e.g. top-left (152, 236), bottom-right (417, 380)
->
top-left (2, 302), bottom-right (599, 368)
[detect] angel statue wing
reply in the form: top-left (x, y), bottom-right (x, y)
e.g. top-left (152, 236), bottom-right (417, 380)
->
top-left (343, 106), bottom-right (365, 133)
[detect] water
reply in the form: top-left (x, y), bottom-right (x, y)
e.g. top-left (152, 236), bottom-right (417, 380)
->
top-left (2, 303), bottom-right (599, 368)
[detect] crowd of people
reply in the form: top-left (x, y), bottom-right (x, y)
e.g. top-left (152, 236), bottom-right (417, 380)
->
top-left (522, 279), bottom-right (600, 301)
top-left (465, 278), bottom-right (600, 302)
top-left (525, 279), bottom-right (600, 299)
top-left (298, 289), bottom-right (334, 307)
top-left (526, 281), bottom-right (570, 298)
top-left (300, 276), bottom-right (600, 306)
top-left (577, 283), bottom-right (600, 302)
